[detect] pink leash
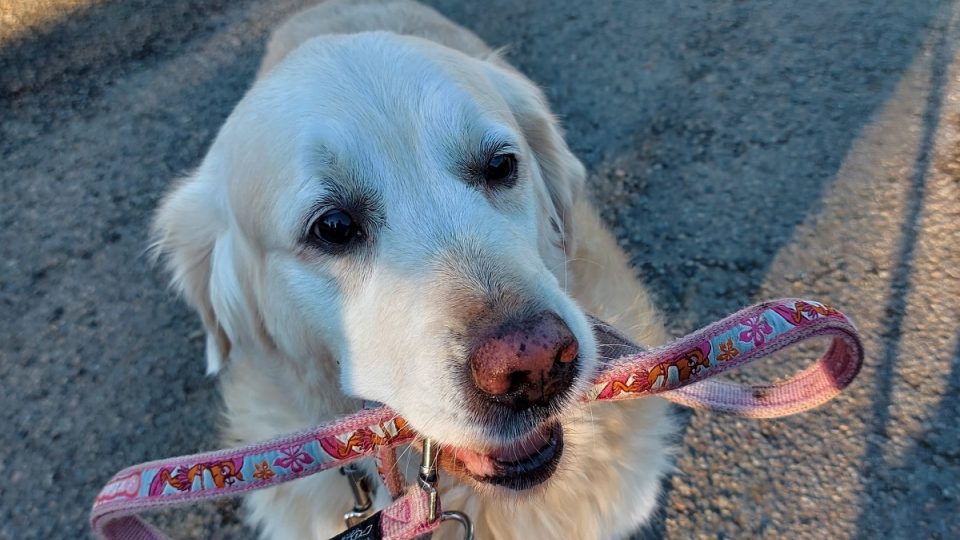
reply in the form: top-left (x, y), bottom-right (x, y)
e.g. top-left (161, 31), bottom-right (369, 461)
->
top-left (90, 298), bottom-right (863, 540)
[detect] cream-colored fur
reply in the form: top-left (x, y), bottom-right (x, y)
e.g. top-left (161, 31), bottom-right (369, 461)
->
top-left (153, 1), bottom-right (671, 538)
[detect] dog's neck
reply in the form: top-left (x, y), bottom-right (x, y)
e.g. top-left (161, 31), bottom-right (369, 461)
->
top-left (218, 344), bottom-right (360, 446)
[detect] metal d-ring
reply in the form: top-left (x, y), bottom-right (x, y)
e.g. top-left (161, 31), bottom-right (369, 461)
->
top-left (340, 463), bottom-right (373, 527)
top-left (441, 510), bottom-right (475, 540)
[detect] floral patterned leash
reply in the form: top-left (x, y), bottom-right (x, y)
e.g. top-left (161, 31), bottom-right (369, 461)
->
top-left (90, 298), bottom-right (863, 540)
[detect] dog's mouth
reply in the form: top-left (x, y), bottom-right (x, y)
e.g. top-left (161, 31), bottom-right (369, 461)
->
top-left (445, 420), bottom-right (564, 490)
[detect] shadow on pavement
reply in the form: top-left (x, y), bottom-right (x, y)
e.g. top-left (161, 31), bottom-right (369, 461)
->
top-left (0, 0), bottom-right (262, 160)
top-left (854, 4), bottom-right (959, 537)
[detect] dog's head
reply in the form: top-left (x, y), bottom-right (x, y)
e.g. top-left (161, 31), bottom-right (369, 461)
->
top-left (153, 32), bottom-right (593, 490)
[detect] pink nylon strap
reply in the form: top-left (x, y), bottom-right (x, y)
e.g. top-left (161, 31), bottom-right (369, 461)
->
top-left (91, 407), bottom-right (414, 540)
top-left (375, 446), bottom-right (407, 500)
top-left (365, 400), bottom-right (407, 500)
top-left (91, 298), bottom-right (863, 539)
top-left (331, 488), bottom-right (441, 540)
top-left (377, 488), bottom-right (441, 540)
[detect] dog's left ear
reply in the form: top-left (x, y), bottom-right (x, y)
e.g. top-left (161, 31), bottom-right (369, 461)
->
top-left (486, 62), bottom-right (586, 259)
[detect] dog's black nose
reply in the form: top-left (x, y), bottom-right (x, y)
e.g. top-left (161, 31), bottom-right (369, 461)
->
top-left (468, 312), bottom-right (579, 411)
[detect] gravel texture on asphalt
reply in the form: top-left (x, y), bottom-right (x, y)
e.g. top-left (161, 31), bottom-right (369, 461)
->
top-left (2, 1), bottom-right (959, 539)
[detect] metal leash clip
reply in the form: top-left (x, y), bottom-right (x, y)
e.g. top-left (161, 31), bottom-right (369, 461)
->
top-left (419, 438), bottom-right (474, 540)
top-left (340, 463), bottom-right (374, 527)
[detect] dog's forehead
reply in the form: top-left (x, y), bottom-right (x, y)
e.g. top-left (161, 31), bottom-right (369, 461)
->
top-left (226, 33), bottom-right (522, 245)
top-left (295, 40), bottom-right (519, 187)
top-left (280, 33), bottom-right (511, 147)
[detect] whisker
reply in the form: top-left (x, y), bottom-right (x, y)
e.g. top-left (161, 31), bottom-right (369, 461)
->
top-left (563, 256), bottom-right (604, 268)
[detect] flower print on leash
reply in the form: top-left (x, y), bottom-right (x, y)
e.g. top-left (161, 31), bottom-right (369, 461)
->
top-left (253, 461), bottom-right (275, 481)
top-left (717, 338), bottom-right (740, 362)
top-left (739, 315), bottom-right (773, 347)
top-left (274, 445), bottom-right (314, 474)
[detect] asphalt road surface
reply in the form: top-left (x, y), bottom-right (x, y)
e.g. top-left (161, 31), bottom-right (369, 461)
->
top-left (2, 1), bottom-right (959, 538)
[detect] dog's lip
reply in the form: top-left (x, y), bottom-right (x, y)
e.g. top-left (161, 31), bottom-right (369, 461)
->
top-left (447, 421), bottom-right (563, 490)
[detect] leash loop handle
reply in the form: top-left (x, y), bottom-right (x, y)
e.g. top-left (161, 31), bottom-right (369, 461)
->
top-left (587, 299), bottom-right (864, 417)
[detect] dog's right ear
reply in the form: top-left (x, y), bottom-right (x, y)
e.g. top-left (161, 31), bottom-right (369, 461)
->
top-left (151, 171), bottom-right (232, 375)
top-left (483, 60), bottom-right (586, 259)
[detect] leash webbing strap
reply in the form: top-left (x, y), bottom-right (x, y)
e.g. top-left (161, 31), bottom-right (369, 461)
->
top-left (331, 488), bottom-right (441, 540)
top-left (90, 408), bottom-right (413, 539)
top-left (91, 298), bottom-right (863, 539)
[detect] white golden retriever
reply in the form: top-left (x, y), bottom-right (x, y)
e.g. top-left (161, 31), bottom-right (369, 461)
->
top-left (153, 1), bottom-right (671, 538)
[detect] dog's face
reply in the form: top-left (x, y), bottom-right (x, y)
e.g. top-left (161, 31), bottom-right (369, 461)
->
top-left (154, 33), bottom-right (593, 491)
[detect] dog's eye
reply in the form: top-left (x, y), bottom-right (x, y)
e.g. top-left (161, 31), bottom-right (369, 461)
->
top-left (482, 153), bottom-right (517, 187)
top-left (310, 210), bottom-right (360, 245)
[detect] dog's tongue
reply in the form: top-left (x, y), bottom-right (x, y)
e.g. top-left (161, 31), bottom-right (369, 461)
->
top-left (454, 424), bottom-right (552, 477)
